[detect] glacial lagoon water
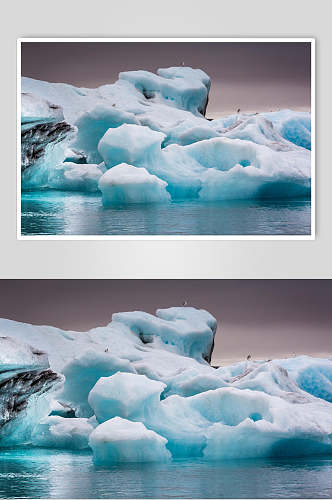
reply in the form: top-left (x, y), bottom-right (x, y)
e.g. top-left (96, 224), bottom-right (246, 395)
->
top-left (0, 448), bottom-right (331, 498)
top-left (21, 191), bottom-right (311, 236)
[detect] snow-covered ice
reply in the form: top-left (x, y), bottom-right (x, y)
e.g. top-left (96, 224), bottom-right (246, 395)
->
top-left (21, 67), bottom-right (311, 204)
top-left (0, 307), bottom-right (329, 463)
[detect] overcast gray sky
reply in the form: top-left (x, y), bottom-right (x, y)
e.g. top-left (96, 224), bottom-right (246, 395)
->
top-left (0, 280), bottom-right (330, 364)
top-left (21, 41), bottom-right (311, 116)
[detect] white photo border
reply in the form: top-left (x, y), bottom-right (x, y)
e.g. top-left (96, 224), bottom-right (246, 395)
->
top-left (17, 37), bottom-right (315, 241)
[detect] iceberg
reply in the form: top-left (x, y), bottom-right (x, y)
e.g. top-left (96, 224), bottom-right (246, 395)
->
top-left (95, 122), bottom-right (310, 201)
top-left (261, 110), bottom-right (311, 150)
top-left (89, 417), bottom-right (171, 464)
top-left (60, 350), bottom-right (135, 418)
top-left (0, 337), bottom-right (62, 446)
top-left (21, 67), bottom-right (311, 204)
top-left (203, 388), bottom-right (332, 459)
top-left (21, 92), bottom-right (64, 127)
top-left (72, 106), bottom-right (140, 164)
top-left (48, 162), bottom-right (104, 192)
top-left (88, 373), bottom-right (166, 423)
top-left (0, 307), bottom-right (330, 463)
top-left (21, 93), bottom-right (75, 189)
top-left (274, 356), bottom-right (332, 403)
top-left (119, 66), bottom-right (210, 116)
top-left (98, 163), bottom-right (170, 205)
top-left (98, 124), bottom-right (166, 169)
top-left (31, 415), bottom-right (97, 450)
top-left (211, 110), bottom-right (311, 151)
top-left (112, 307), bottom-right (217, 362)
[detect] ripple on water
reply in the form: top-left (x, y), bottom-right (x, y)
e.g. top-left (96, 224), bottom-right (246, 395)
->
top-left (21, 191), bottom-right (311, 236)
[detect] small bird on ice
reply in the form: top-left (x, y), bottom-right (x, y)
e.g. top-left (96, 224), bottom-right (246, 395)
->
top-left (246, 354), bottom-right (252, 361)
top-left (182, 300), bottom-right (188, 306)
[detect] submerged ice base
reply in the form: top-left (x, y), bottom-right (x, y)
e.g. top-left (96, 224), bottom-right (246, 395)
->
top-left (0, 307), bottom-right (331, 464)
top-left (21, 67), bottom-right (311, 205)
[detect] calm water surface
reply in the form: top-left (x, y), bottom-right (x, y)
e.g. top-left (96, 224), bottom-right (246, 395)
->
top-left (0, 449), bottom-right (331, 498)
top-left (21, 191), bottom-right (311, 236)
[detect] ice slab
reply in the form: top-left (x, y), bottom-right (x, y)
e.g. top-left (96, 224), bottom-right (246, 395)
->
top-left (60, 350), bottom-right (135, 417)
top-left (0, 336), bottom-right (49, 372)
top-left (72, 106), bottom-right (140, 164)
top-left (98, 124), bottom-right (166, 169)
top-left (32, 415), bottom-right (97, 450)
top-left (98, 163), bottom-right (170, 205)
top-left (88, 372), bottom-right (165, 423)
top-left (97, 123), bottom-right (310, 202)
top-left (0, 338), bottom-right (62, 446)
top-left (47, 162), bottom-right (103, 192)
top-left (21, 70), bottom-right (311, 202)
top-left (89, 417), bottom-right (171, 464)
top-left (1, 309), bottom-right (331, 463)
top-left (21, 93), bottom-right (64, 128)
top-left (113, 307), bottom-right (217, 362)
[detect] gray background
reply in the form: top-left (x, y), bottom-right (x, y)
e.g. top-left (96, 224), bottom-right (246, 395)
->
top-left (1, 0), bottom-right (331, 279)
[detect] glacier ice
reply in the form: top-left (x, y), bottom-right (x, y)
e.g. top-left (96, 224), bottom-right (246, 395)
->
top-left (89, 417), bottom-right (171, 464)
top-left (211, 110), bottom-right (311, 151)
top-left (261, 110), bottom-right (311, 150)
top-left (31, 415), bottom-right (97, 450)
top-left (60, 350), bottom-right (135, 418)
top-left (119, 66), bottom-right (210, 116)
top-left (0, 337), bottom-right (63, 446)
top-left (203, 388), bottom-right (332, 459)
top-left (0, 307), bottom-right (330, 463)
top-left (72, 106), bottom-right (140, 164)
top-left (96, 120), bottom-right (310, 202)
top-left (222, 115), bottom-right (299, 151)
top-left (112, 307), bottom-right (217, 362)
top-left (98, 124), bottom-right (166, 169)
top-left (98, 163), bottom-right (171, 204)
top-left (21, 93), bottom-right (64, 127)
top-left (88, 373), bottom-right (166, 423)
top-left (0, 336), bottom-right (48, 371)
top-left (21, 67), bottom-right (311, 204)
top-left (48, 162), bottom-right (104, 192)
top-left (274, 356), bottom-right (332, 403)
top-left (21, 93), bottom-right (75, 189)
